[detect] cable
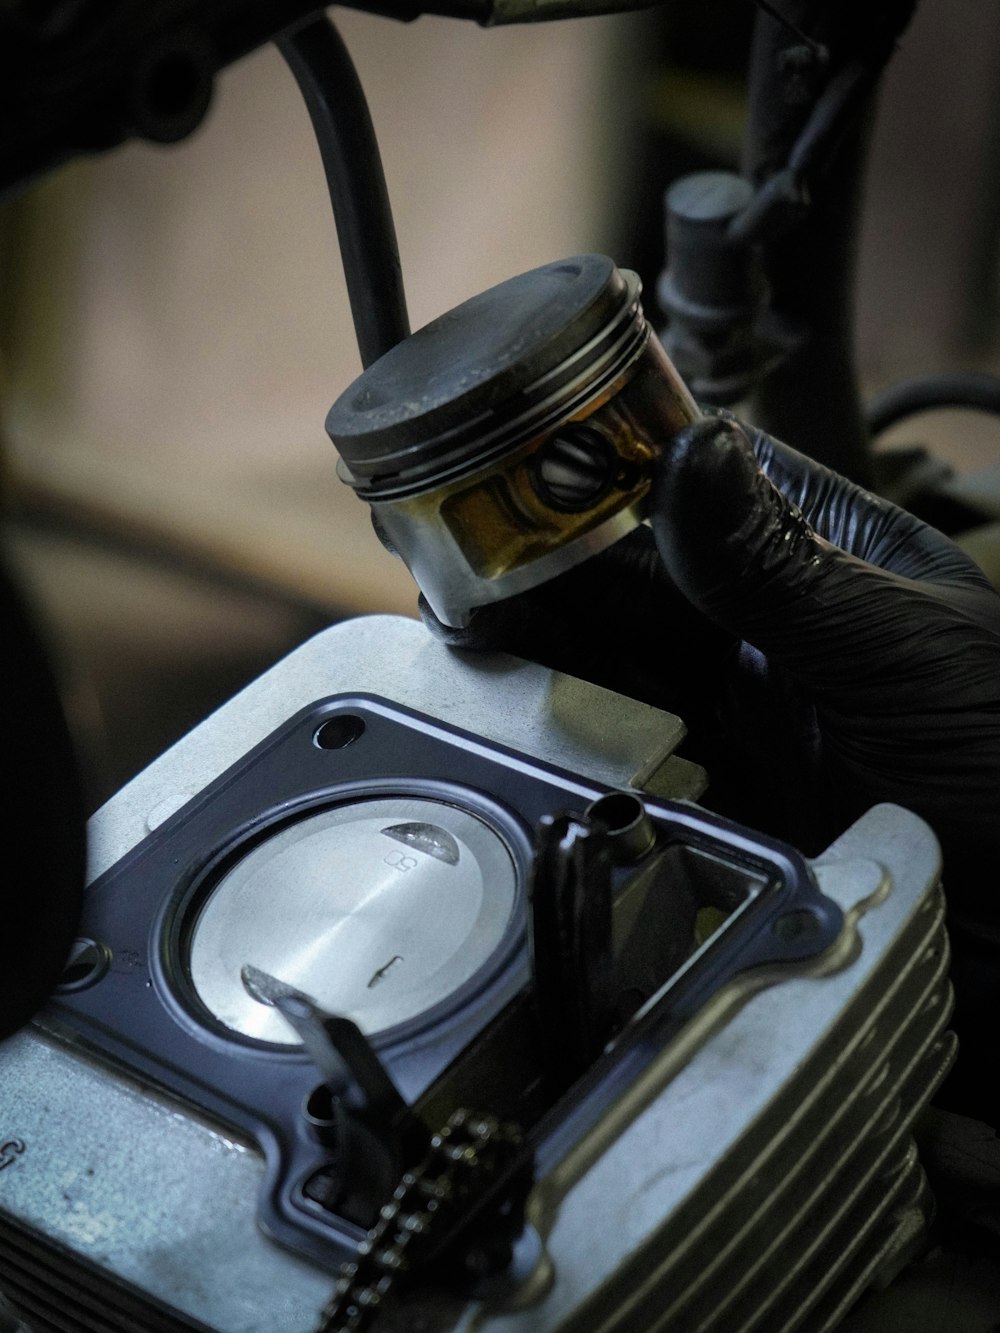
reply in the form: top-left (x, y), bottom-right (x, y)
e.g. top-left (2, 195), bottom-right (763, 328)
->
top-left (867, 372), bottom-right (1000, 439)
top-left (276, 16), bottom-right (410, 368)
top-left (729, 2), bottom-right (916, 247)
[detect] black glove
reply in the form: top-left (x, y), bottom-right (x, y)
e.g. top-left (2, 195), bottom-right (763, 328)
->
top-left (423, 413), bottom-right (1000, 1121)
top-left (420, 415), bottom-right (1000, 936)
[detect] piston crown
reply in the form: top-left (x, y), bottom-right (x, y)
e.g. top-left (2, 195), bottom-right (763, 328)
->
top-left (327, 254), bottom-right (647, 498)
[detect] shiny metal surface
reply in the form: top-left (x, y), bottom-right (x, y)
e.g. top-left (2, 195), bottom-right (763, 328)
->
top-left (84, 617), bottom-right (703, 881)
top-left (328, 256), bottom-right (699, 628)
top-left (363, 332), bottom-right (700, 629)
top-left (453, 804), bottom-right (953, 1333)
top-left (0, 1027), bottom-right (334, 1333)
top-left (187, 796), bottom-right (518, 1045)
top-left (0, 620), bottom-right (951, 1333)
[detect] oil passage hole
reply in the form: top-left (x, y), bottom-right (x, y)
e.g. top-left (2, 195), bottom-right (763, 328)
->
top-left (314, 715), bottom-right (365, 750)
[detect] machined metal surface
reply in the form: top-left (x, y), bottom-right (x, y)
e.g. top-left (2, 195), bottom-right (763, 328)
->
top-left (328, 257), bottom-right (699, 627)
top-left (0, 1030), bottom-right (331, 1333)
top-left (1, 617), bottom-right (698, 1333)
top-left (327, 257), bottom-right (650, 491)
top-left (187, 797), bottom-right (518, 1045)
top-left (0, 619), bottom-right (950, 1333)
top-left (0, 806), bottom-right (949, 1333)
top-left (84, 615), bottom-right (703, 882)
top-left (450, 806), bottom-right (952, 1333)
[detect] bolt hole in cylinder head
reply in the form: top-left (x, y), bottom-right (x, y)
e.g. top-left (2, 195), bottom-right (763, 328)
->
top-left (313, 714), bottom-right (365, 750)
top-left (56, 938), bottom-right (112, 993)
top-left (326, 256), bottom-right (700, 627)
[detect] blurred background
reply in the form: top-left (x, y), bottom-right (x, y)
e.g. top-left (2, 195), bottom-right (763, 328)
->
top-left (3, 0), bottom-right (1000, 810)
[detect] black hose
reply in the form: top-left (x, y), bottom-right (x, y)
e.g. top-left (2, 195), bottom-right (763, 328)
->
top-left (868, 372), bottom-right (1000, 439)
top-left (277, 16), bottom-right (410, 368)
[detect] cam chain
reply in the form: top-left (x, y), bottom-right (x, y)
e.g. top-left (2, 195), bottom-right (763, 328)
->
top-left (316, 1107), bottom-right (524, 1333)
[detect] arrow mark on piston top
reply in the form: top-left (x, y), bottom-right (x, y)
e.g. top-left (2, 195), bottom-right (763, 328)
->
top-left (367, 955), bottom-right (403, 988)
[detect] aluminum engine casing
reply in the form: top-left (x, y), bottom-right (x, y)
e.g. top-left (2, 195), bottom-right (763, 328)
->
top-left (0, 616), bottom-right (954, 1333)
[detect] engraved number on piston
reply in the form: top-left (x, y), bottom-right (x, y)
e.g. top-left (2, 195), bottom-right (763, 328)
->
top-left (0, 1139), bottom-right (25, 1170)
top-left (383, 851), bottom-right (418, 872)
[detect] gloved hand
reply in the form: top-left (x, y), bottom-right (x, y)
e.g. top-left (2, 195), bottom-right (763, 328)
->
top-left (420, 415), bottom-right (1000, 938)
top-left (423, 414), bottom-right (1000, 1119)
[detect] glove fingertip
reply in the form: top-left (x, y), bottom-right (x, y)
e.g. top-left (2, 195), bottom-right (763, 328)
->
top-left (651, 416), bottom-right (764, 576)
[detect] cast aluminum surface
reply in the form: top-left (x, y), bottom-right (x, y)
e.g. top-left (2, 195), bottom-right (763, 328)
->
top-left (450, 805), bottom-right (953, 1332)
top-left (369, 490), bottom-right (651, 630)
top-left (0, 1031), bottom-right (330, 1333)
top-left (0, 616), bottom-right (699, 1333)
top-left (0, 617), bottom-right (951, 1333)
top-left (85, 614), bottom-right (703, 883)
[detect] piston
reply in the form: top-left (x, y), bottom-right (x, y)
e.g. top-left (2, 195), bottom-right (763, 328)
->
top-left (327, 254), bottom-right (699, 626)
